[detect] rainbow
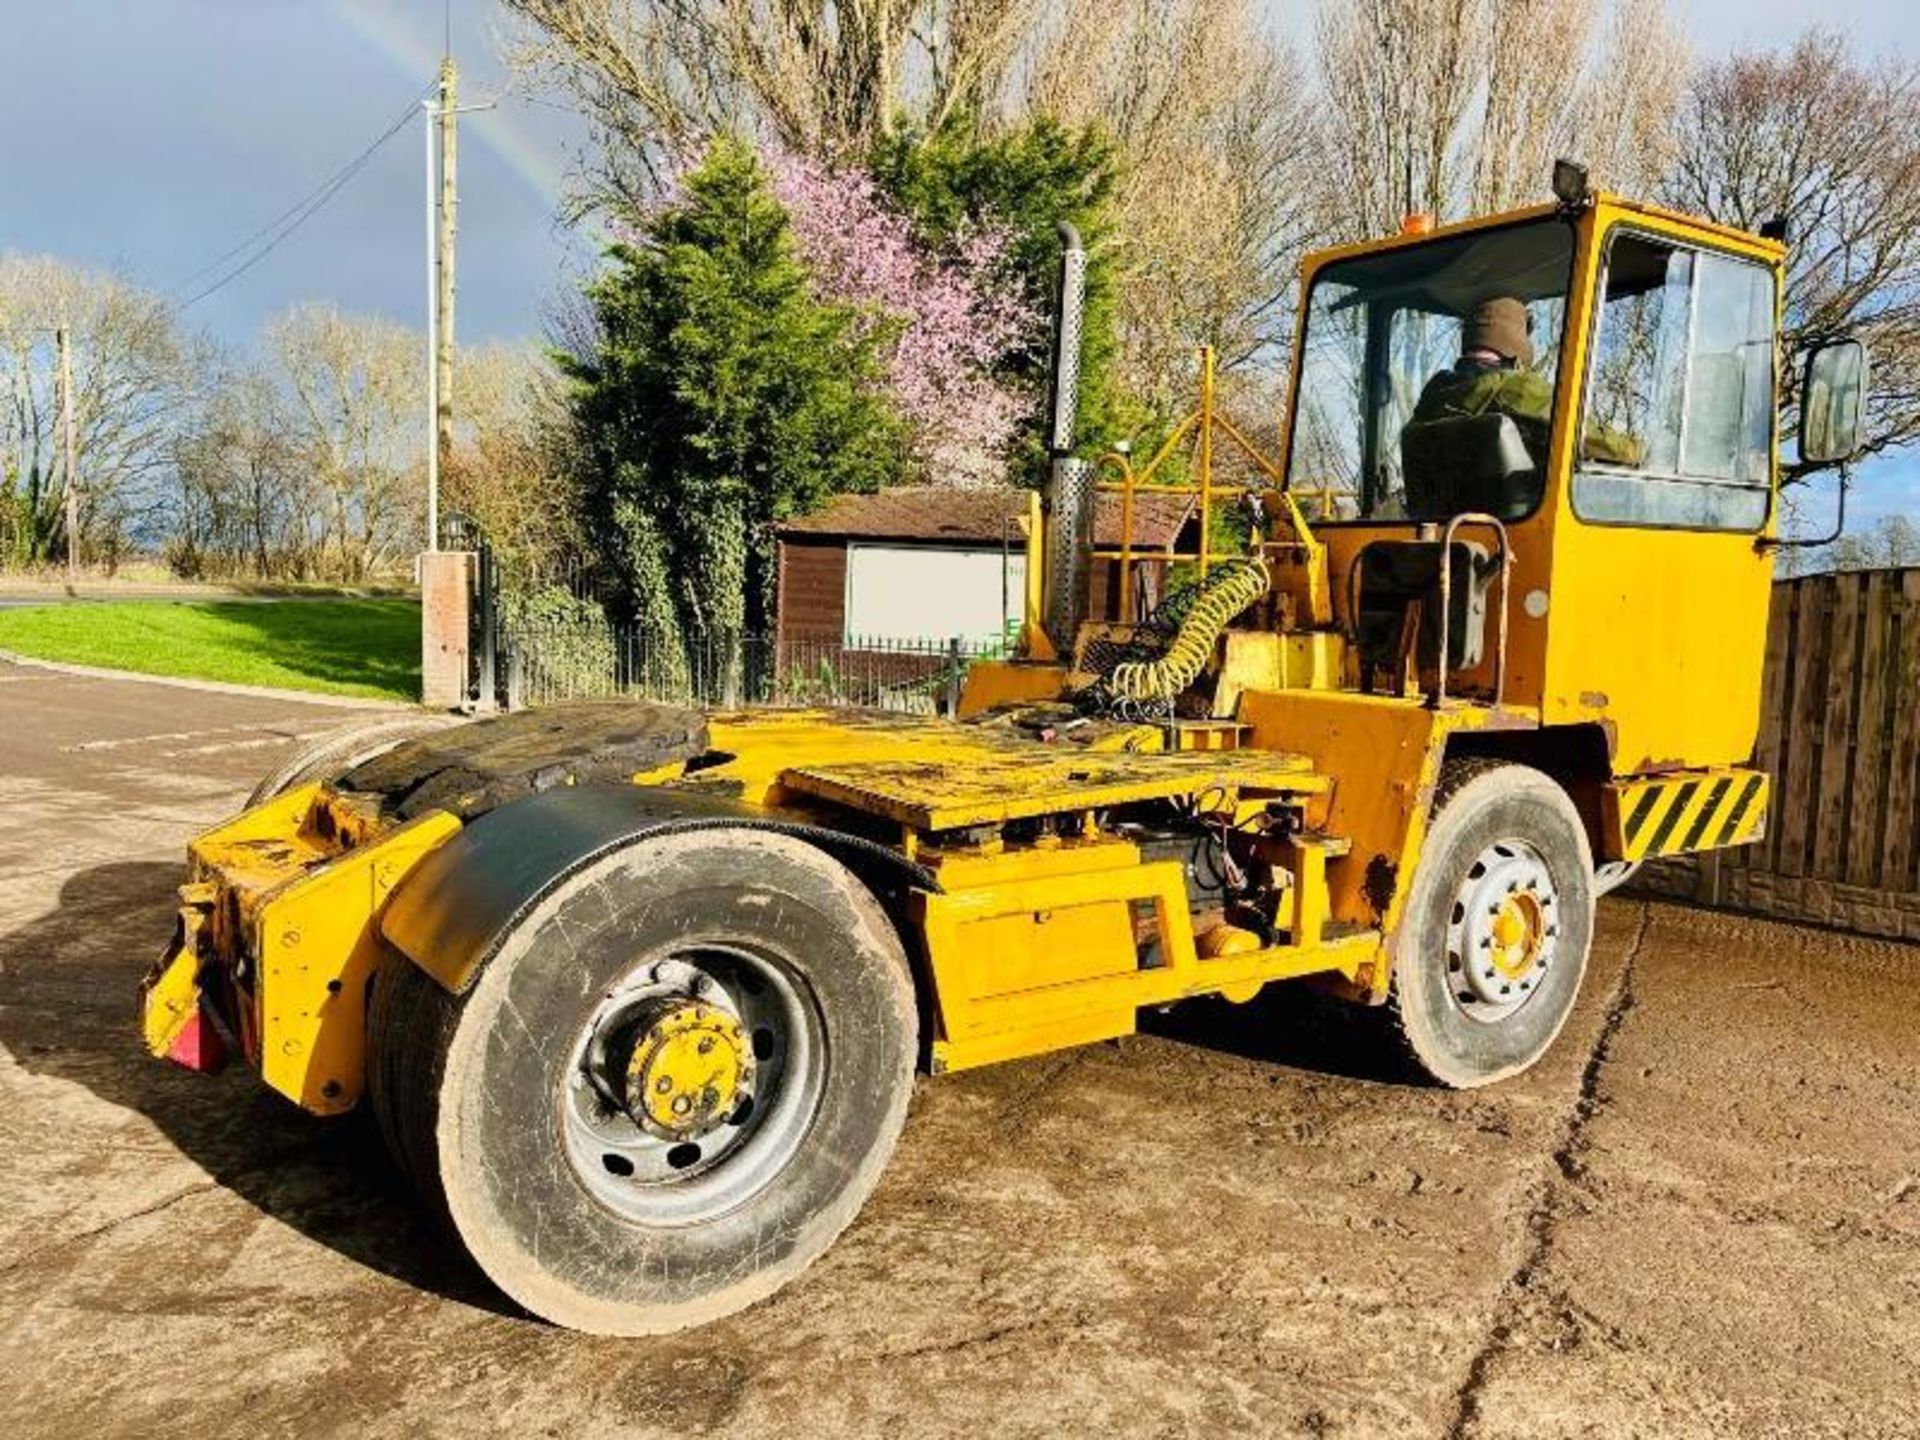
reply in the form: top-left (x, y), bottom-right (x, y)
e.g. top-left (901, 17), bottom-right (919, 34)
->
top-left (327, 0), bottom-right (569, 203)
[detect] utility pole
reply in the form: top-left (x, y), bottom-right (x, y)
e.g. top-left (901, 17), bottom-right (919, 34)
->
top-left (417, 46), bottom-right (498, 709)
top-left (423, 92), bottom-right (439, 551)
top-left (435, 54), bottom-right (458, 499)
top-left (55, 325), bottom-right (78, 583)
top-left (421, 54), bottom-right (491, 554)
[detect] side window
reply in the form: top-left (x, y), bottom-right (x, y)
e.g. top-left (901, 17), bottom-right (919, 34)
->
top-left (1575, 232), bottom-right (1775, 530)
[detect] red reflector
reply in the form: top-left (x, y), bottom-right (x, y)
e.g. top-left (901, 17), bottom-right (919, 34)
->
top-left (166, 1008), bottom-right (227, 1074)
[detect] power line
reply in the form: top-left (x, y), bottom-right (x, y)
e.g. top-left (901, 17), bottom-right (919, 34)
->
top-left (171, 84), bottom-right (434, 311)
top-left (166, 89), bottom-right (425, 294)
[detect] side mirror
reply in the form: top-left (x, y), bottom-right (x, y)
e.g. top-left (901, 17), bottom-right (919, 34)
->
top-left (1799, 338), bottom-right (1869, 465)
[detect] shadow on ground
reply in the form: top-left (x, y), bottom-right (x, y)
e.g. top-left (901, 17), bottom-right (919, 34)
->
top-left (0, 856), bottom-right (1417, 1319)
top-left (1142, 979), bottom-right (1421, 1085)
top-left (0, 858), bottom-right (510, 1317)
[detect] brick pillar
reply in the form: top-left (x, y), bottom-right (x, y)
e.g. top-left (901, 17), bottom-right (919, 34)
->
top-left (420, 550), bottom-right (474, 709)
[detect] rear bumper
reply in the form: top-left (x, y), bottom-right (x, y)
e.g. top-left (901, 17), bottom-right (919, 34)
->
top-left (137, 783), bottom-right (460, 1114)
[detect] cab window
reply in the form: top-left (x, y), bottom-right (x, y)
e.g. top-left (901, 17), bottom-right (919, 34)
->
top-left (1574, 231), bottom-right (1776, 530)
top-left (1286, 219), bottom-right (1575, 522)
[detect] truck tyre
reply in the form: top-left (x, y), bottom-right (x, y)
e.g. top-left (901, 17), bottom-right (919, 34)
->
top-left (247, 712), bottom-right (462, 808)
top-left (367, 828), bottom-right (917, 1335)
top-left (1386, 759), bottom-right (1594, 1088)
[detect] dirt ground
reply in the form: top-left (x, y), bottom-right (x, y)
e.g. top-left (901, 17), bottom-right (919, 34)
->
top-left (1, 654), bottom-right (1916, 1439)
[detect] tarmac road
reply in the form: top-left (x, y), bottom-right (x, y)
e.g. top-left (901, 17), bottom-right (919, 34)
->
top-left (1, 655), bottom-right (1916, 1438)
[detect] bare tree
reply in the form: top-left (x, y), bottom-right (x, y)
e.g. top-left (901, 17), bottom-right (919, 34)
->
top-left (169, 358), bottom-right (308, 578)
top-left (1665, 30), bottom-right (1920, 471)
top-left (1814, 513), bottom-right (1920, 573)
top-left (267, 304), bottom-right (422, 580)
top-left (1312, 0), bottom-right (1685, 242)
top-left (442, 341), bottom-right (585, 577)
top-left (1016, 0), bottom-right (1320, 405)
top-left (502, 0), bottom-right (1040, 208)
top-left (167, 335), bottom-right (568, 584)
top-left (0, 255), bottom-right (190, 568)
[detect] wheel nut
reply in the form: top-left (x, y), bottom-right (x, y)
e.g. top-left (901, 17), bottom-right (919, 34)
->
top-left (671, 1095), bottom-right (691, 1116)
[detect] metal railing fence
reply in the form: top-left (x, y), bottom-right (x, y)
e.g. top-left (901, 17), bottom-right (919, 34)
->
top-left (502, 622), bottom-right (1012, 717)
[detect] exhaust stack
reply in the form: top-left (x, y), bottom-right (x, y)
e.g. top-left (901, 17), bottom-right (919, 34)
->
top-left (1043, 222), bottom-right (1094, 655)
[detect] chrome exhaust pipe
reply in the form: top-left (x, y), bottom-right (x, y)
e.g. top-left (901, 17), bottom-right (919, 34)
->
top-left (1044, 222), bottom-right (1093, 654)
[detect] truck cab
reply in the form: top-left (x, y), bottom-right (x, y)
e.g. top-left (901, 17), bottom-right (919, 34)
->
top-left (1284, 190), bottom-right (1787, 772)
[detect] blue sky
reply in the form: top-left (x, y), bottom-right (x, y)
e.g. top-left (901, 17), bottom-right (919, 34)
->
top-left (0, 1), bottom-right (588, 345)
top-left (0, 0), bottom-right (1912, 527)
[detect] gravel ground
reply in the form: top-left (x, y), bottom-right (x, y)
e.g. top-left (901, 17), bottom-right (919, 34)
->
top-left (1, 656), bottom-right (1915, 1439)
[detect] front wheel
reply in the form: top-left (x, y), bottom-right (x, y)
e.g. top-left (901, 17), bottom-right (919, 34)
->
top-left (368, 829), bottom-right (917, 1335)
top-left (1386, 760), bottom-right (1594, 1088)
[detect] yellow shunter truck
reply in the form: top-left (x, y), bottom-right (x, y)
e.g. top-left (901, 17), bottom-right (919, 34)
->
top-left (142, 163), bottom-right (1868, 1335)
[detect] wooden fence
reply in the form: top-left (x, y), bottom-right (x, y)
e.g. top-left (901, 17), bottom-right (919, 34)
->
top-left (1635, 567), bottom-right (1920, 940)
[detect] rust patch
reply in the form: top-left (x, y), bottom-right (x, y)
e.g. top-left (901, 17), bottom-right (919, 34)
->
top-left (1362, 854), bottom-right (1398, 917)
top-left (1479, 705), bottom-right (1538, 730)
top-left (1631, 756), bottom-right (1691, 775)
top-left (1579, 690), bottom-right (1610, 710)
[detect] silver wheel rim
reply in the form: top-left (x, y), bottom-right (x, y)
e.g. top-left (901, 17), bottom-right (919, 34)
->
top-left (1444, 837), bottom-right (1559, 1024)
top-left (560, 944), bottom-right (825, 1226)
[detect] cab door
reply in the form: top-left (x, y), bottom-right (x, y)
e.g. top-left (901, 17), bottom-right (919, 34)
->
top-left (1541, 210), bottom-right (1782, 772)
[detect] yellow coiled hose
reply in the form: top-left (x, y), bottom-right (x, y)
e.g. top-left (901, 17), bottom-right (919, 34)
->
top-left (1108, 556), bottom-right (1271, 702)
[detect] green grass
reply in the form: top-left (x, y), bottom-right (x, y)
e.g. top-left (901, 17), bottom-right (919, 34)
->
top-left (0, 598), bottom-right (421, 701)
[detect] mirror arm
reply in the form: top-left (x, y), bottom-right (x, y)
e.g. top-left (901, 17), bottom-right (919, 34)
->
top-left (1761, 461), bottom-right (1851, 552)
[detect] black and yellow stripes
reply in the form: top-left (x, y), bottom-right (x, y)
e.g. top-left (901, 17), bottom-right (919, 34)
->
top-left (1603, 767), bottom-right (1769, 862)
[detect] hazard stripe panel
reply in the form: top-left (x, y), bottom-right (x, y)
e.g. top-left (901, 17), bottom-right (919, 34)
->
top-left (1601, 768), bottom-right (1769, 863)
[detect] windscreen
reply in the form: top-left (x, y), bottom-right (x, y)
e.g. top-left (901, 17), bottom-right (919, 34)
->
top-left (1286, 219), bottom-right (1577, 521)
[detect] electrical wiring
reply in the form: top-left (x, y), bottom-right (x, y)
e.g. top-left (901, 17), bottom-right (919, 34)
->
top-left (170, 83), bottom-right (435, 310)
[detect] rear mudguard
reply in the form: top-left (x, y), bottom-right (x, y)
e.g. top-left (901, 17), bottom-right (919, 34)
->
top-left (381, 784), bottom-right (937, 997)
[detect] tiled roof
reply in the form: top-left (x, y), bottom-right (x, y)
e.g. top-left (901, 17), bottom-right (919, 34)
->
top-left (777, 485), bottom-right (1195, 549)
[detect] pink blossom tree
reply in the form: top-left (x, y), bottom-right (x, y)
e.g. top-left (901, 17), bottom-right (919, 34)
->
top-left (767, 153), bottom-right (1039, 488)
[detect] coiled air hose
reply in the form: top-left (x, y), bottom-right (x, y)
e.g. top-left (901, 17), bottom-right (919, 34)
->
top-left (1107, 556), bottom-right (1271, 703)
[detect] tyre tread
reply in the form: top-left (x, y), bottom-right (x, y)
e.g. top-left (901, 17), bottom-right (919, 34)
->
top-left (367, 951), bottom-right (462, 1225)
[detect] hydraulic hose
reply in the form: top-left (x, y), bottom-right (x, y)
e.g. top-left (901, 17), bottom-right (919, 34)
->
top-left (1107, 556), bottom-right (1271, 703)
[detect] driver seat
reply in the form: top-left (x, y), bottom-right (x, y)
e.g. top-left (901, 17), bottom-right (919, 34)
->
top-left (1399, 412), bottom-right (1540, 520)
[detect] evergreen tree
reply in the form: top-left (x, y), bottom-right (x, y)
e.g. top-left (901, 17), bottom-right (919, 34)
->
top-left (564, 137), bottom-right (905, 673)
top-left (872, 118), bottom-right (1123, 482)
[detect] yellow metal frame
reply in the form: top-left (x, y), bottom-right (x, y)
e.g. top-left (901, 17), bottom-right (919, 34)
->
top-left (140, 882), bottom-right (216, 1060)
top-left (914, 834), bottom-right (1373, 1072)
top-left (148, 784), bottom-right (461, 1114)
top-left (1095, 345), bottom-right (1329, 626)
top-left (253, 810), bottom-right (460, 1112)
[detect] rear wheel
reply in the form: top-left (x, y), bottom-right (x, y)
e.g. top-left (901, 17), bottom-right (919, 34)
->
top-left (368, 828), bottom-right (916, 1335)
top-left (1387, 760), bottom-right (1594, 1087)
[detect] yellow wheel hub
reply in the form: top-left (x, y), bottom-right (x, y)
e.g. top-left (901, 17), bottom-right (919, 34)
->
top-left (623, 1001), bottom-right (752, 1140)
top-left (1488, 893), bottom-right (1544, 980)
